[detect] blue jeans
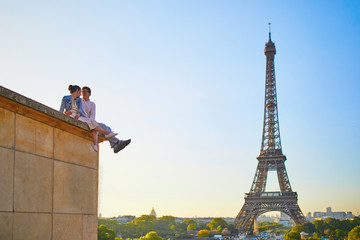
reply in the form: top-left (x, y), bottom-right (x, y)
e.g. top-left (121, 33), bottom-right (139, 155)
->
top-left (98, 123), bottom-right (119, 148)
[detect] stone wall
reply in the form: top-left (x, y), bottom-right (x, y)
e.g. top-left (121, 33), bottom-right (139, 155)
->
top-left (0, 86), bottom-right (99, 240)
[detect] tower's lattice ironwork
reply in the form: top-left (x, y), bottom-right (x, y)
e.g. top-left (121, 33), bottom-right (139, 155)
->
top-left (234, 25), bottom-right (305, 234)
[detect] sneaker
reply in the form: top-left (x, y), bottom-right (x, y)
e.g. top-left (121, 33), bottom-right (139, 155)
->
top-left (91, 143), bottom-right (98, 152)
top-left (114, 139), bottom-right (131, 153)
top-left (105, 132), bottom-right (118, 139)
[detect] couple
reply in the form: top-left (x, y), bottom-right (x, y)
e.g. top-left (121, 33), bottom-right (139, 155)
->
top-left (60, 85), bottom-right (131, 153)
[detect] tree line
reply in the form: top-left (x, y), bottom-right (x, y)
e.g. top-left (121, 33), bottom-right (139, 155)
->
top-left (98, 215), bottom-right (235, 240)
top-left (285, 217), bottom-right (360, 240)
top-left (99, 216), bottom-right (360, 240)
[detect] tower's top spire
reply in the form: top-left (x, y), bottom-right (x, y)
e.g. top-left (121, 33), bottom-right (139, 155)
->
top-left (268, 22), bottom-right (271, 41)
top-left (265, 23), bottom-right (276, 54)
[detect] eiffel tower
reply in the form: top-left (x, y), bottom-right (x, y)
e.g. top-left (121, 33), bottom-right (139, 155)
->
top-left (234, 25), bottom-right (305, 234)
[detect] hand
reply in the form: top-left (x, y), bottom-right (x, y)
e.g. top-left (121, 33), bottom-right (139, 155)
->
top-left (65, 111), bottom-right (72, 116)
top-left (74, 115), bottom-right (79, 120)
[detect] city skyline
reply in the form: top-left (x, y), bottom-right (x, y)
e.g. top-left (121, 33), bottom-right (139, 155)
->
top-left (99, 206), bottom-right (359, 219)
top-left (1, 1), bottom-right (359, 218)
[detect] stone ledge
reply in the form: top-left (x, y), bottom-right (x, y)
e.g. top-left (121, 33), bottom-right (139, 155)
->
top-left (0, 85), bottom-right (89, 130)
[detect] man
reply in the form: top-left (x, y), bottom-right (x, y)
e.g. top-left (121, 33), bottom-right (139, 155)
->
top-left (81, 86), bottom-right (131, 153)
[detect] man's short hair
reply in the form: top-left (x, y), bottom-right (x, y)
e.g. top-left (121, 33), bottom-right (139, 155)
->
top-left (82, 86), bottom-right (91, 93)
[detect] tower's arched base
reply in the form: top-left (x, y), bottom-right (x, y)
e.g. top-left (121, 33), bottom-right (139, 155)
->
top-left (234, 192), bottom-right (305, 235)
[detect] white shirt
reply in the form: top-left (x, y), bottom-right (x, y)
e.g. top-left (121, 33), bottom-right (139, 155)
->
top-left (81, 99), bottom-right (96, 120)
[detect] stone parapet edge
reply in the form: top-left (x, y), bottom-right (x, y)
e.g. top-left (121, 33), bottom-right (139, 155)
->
top-left (0, 85), bottom-right (88, 130)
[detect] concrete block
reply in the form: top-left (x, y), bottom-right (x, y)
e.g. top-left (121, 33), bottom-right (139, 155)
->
top-left (13, 213), bottom-right (51, 240)
top-left (54, 161), bottom-right (97, 214)
top-left (14, 152), bottom-right (53, 212)
top-left (53, 214), bottom-right (82, 240)
top-left (0, 148), bottom-right (14, 211)
top-left (0, 107), bottom-right (15, 148)
top-left (15, 114), bottom-right (54, 158)
top-left (15, 114), bottom-right (36, 153)
top-left (0, 212), bottom-right (12, 240)
top-left (54, 129), bottom-right (98, 169)
top-left (35, 120), bottom-right (54, 158)
top-left (83, 215), bottom-right (98, 240)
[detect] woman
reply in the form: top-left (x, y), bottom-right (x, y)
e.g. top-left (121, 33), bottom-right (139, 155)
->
top-left (60, 85), bottom-right (117, 152)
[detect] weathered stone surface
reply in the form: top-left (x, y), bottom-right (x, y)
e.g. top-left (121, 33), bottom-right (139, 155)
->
top-left (83, 215), bottom-right (98, 240)
top-left (13, 213), bottom-right (52, 240)
top-left (0, 85), bottom-right (98, 239)
top-left (54, 128), bottom-right (98, 169)
top-left (0, 107), bottom-right (15, 148)
top-left (14, 152), bottom-right (53, 212)
top-left (15, 115), bottom-right (36, 154)
top-left (0, 212), bottom-right (12, 240)
top-left (0, 148), bottom-right (14, 211)
top-left (54, 161), bottom-right (97, 214)
top-left (35, 120), bottom-right (54, 158)
top-left (53, 214), bottom-right (82, 240)
top-left (15, 115), bottom-right (54, 158)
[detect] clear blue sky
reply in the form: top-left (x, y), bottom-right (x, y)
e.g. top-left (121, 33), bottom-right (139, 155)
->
top-left (1, 0), bottom-right (359, 218)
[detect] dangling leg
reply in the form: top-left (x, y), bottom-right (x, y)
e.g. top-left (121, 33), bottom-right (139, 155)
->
top-left (93, 126), bottom-right (117, 139)
top-left (90, 130), bottom-right (98, 152)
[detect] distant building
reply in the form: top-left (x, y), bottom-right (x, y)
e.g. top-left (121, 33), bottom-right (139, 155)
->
top-left (150, 207), bottom-right (157, 218)
top-left (275, 212), bottom-right (294, 227)
top-left (310, 207), bottom-right (354, 220)
top-left (257, 214), bottom-right (276, 222)
top-left (112, 215), bottom-right (136, 223)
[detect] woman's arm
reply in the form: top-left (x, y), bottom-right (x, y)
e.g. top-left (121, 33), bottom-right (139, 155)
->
top-left (59, 96), bottom-right (66, 113)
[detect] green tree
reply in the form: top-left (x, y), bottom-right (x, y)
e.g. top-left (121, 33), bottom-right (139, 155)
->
top-left (140, 231), bottom-right (163, 240)
top-left (335, 229), bottom-right (346, 238)
top-left (313, 220), bottom-right (326, 235)
top-left (155, 216), bottom-right (176, 239)
top-left (133, 215), bottom-right (157, 225)
top-left (291, 224), bottom-right (304, 233)
top-left (324, 218), bottom-right (340, 233)
top-left (98, 218), bottom-right (121, 235)
top-left (207, 218), bottom-right (228, 231)
top-left (303, 222), bottom-right (316, 234)
top-left (313, 232), bottom-right (321, 239)
top-left (258, 222), bottom-right (283, 232)
top-left (158, 216), bottom-right (175, 225)
top-left (119, 222), bottom-right (137, 238)
top-left (198, 229), bottom-right (210, 238)
top-left (227, 223), bottom-right (235, 234)
top-left (348, 226), bottom-right (360, 240)
top-left (98, 224), bottom-right (117, 240)
top-left (308, 237), bottom-right (321, 240)
top-left (187, 223), bottom-right (197, 231)
top-left (284, 231), bottom-right (301, 240)
top-left (197, 222), bottom-right (209, 231)
top-left (216, 225), bottom-right (223, 234)
top-left (133, 215), bottom-right (157, 236)
top-left (184, 220), bottom-right (197, 226)
top-left (175, 221), bottom-right (188, 232)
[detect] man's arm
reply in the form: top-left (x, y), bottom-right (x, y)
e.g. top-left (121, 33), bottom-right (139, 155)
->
top-left (89, 102), bottom-right (96, 120)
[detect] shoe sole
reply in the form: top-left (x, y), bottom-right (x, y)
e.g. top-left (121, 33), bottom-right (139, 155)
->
top-left (114, 140), bottom-right (131, 153)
